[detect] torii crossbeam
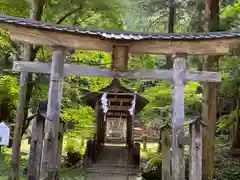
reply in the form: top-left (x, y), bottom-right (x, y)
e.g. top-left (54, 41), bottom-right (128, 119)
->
top-left (12, 61), bottom-right (220, 82)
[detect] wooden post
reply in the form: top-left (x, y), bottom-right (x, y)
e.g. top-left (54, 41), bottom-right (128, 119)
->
top-left (189, 119), bottom-right (203, 180)
top-left (35, 117), bottom-right (45, 179)
top-left (126, 114), bottom-right (133, 147)
top-left (142, 132), bottom-right (147, 151)
top-left (111, 45), bottom-right (129, 72)
top-left (27, 115), bottom-right (45, 180)
top-left (172, 53), bottom-right (186, 180)
top-left (100, 111), bottom-right (105, 144)
top-left (161, 126), bottom-right (171, 180)
top-left (11, 70), bottom-right (28, 180)
top-left (56, 120), bottom-right (66, 179)
top-left (97, 110), bottom-right (104, 145)
top-left (40, 46), bottom-right (66, 180)
top-left (96, 110), bottom-right (101, 144)
top-left (94, 102), bottom-right (99, 140)
top-left (25, 114), bottom-right (46, 177)
top-left (27, 116), bottom-right (38, 180)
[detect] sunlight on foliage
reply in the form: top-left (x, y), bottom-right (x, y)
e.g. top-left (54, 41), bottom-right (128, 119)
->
top-left (0, 30), bottom-right (12, 54)
top-left (141, 80), bottom-right (201, 122)
top-left (61, 107), bottom-right (95, 153)
top-left (0, 75), bottom-right (18, 103)
top-left (217, 109), bottom-right (240, 131)
top-left (0, 0), bottom-right (30, 17)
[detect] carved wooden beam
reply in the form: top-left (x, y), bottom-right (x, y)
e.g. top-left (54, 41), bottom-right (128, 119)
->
top-left (111, 45), bottom-right (129, 72)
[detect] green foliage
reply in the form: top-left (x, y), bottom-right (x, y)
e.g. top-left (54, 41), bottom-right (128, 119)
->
top-left (0, 0), bottom-right (30, 17)
top-left (217, 109), bottom-right (240, 131)
top-left (60, 169), bottom-right (88, 180)
top-left (0, 30), bottom-right (12, 54)
top-left (0, 75), bottom-right (18, 102)
top-left (129, 54), bottom-right (157, 70)
top-left (217, 57), bottom-right (240, 131)
top-left (44, 0), bottom-right (125, 30)
top-left (62, 106), bottom-right (94, 153)
top-left (220, 57), bottom-right (240, 96)
top-left (0, 75), bottom-right (18, 123)
top-left (147, 156), bottom-right (161, 169)
top-left (214, 138), bottom-right (240, 180)
top-left (220, 0), bottom-right (240, 30)
top-left (141, 80), bottom-right (201, 122)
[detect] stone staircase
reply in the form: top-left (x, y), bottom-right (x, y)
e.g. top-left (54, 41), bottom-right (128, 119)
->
top-left (87, 164), bottom-right (138, 175)
top-left (86, 145), bottom-right (139, 180)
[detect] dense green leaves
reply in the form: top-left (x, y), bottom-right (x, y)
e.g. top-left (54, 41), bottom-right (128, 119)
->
top-left (0, 30), bottom-right (12, 54)
top-left (43, 0), bottom-right (125, 29)
top-left (140, 80), bottom-right (202, 122)
top-left (62, 106), bottom-right (94, 153)
top-left (0, 75), bottom-right (18, 123)
top-left (0, 0), bottom-right (30, 17)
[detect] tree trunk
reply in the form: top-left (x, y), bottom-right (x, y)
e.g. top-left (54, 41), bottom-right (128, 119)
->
top-left (11, 1), bottom-right (45, 179)
top-left (231, 87), bottom-right (240, 149)
top-left (202, 0), bottom-right (220, 180)
top-left (166, 0), bottom-right (175, 69)
top-left (21, 0), bottom-right (45, 137)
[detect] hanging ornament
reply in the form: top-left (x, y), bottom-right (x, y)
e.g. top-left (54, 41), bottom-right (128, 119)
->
top-left (101, 92), bottom-right (108, 114)
top-left (101, 92), bottom-right (108, 122)
top-left (129, 93), bottom-right (137, 116)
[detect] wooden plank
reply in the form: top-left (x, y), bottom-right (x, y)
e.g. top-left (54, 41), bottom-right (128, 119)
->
top-left (102, 106), bottom-right (130, 111)
top-left (12, 61), bottom-right (221, 82)
top-left (171, 53), bottom-right (186, 180)
top-left (1, 22), bottom-right (240, 55)
top-left (40, 47), bottom-right (66, 180)
top-left (189, 121), bottom-right (203, 180)
top-left (161, 128), bottom-right (171, 180)
top-left (108, 98), bottom-right (132, 102)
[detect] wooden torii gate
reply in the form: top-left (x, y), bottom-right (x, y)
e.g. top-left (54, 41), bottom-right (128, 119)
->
top-left (1, 14), bottom-right (240, 180)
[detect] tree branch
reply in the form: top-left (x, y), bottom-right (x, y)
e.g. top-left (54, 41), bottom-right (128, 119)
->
top-left (56, 6), bottom-right (83, 24)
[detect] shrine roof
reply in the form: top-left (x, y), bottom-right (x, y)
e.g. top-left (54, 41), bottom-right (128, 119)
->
top-left (1, 14), bottom-right (240, 41)
top-left (1, 14), bottom-right (240, 55)
top-left (82, 78), bottom-right (149, 114)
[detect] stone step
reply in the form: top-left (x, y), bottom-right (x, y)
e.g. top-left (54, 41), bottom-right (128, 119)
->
top-left (87, 163), bottom-right (139, 175)
top-left (89, 165), bottom-right (138, 171)
top-left (88, 173), bottom-right (138, 180)
top-left (96, 145), bottom-right (129, 165)
top-left (86, 168), bottom-right (139, 175)
top-left (91, 163), bottom-right (136, 169)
